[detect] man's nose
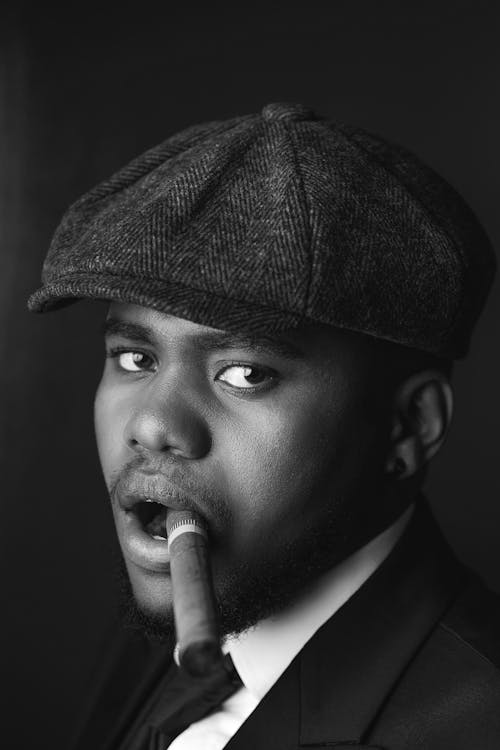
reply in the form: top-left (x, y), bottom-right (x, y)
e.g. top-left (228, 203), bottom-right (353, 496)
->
top-left (124, 380), bottom-right (211, 459)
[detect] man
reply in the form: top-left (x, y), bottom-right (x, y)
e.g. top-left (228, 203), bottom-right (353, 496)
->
top-left (29, 103), bottom-right (500, 749)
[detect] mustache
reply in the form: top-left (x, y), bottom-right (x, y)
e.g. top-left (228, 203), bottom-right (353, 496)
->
top-left (108, 454), bottom-right (231, 525)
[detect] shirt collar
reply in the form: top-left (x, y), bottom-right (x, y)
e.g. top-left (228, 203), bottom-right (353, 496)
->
top-left (224, 505), bottom-right (414, 700)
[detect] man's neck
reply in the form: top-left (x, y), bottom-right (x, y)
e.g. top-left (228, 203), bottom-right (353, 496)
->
top-left (223, 504), bottom-right (415, 700)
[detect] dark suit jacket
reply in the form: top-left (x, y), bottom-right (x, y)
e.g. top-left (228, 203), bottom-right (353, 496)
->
top-left (73, 503), bottom-right (500, 749)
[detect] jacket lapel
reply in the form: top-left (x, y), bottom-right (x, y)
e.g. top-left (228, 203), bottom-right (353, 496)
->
top-left (226, 502), bottom-right (465, 749)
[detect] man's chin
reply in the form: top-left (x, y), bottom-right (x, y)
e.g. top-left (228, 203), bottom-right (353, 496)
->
top-left (114, 549), bottom-right (269, 646)
top-left (115, 555), bottom-right (177, 646)
top-left (123, 598), bottom-right (177, 648)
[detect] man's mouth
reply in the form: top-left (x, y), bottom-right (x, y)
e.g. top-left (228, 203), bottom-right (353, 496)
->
top-left (119, 487), bottom-right (199, 540)
top-left (134, 499), bottom-right (168, 540)
top-left (113, 475), bottom-right (206, 572)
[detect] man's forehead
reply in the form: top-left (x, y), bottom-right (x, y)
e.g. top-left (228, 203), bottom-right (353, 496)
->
top-left (104, 302), bottom-right (306, 360)
top-left (103, 302), bottom-right (369, 363)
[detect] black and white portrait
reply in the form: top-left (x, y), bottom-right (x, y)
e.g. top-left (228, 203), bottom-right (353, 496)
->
top-left (3, 4), bottom-right (499, 749)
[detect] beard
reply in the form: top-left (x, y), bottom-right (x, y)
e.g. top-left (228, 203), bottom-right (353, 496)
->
top-left (115, 554), bottom-right (176, 651)
top-left (115, 493), bottom-right (359, 646)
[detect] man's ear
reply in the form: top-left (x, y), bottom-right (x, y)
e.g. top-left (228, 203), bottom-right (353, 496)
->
top-left (385, 370), bottom-right (453, 479)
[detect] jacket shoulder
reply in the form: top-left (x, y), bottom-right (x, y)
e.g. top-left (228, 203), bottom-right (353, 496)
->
top-left (370, 575), bottom-right (500, 750)
top-left (441, 573), bottom-right (500, 668)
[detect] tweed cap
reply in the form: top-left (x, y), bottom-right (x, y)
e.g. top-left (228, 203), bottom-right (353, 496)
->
top-left (28, 102), bottom-right (496, 358)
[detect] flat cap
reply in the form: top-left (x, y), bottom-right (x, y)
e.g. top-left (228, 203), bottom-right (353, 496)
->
top-left (28, 102), bottom-right (496, 358)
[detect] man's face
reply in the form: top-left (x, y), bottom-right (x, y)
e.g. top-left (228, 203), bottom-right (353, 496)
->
top-left (95, 303), bottom-right (391, 638)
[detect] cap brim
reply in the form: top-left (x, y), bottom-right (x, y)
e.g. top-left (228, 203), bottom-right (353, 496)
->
top-left (27, 272), bottom-right (305, 335)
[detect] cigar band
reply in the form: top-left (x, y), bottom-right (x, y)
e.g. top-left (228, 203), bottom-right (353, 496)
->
top-left (167, 520), bottom-right (208, 550)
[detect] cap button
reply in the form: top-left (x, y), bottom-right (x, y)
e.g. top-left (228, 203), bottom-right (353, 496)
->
top-left (262, 102), bottom-right (318, 123)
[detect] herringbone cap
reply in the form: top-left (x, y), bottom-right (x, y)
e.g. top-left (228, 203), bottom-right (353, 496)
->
top-left (28, 102), bottom-right (496, 358)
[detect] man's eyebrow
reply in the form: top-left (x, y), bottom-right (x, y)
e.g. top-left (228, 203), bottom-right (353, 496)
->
top-left (102, 317), bottom-right (304, 360)
top-left (195, 330), bottom-right (305, 360)
top-left (102, 318), bottom-right (155, 344)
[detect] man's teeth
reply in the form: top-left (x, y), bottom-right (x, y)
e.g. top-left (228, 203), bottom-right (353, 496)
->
top-left (152, 534), bottom-right (167, 541)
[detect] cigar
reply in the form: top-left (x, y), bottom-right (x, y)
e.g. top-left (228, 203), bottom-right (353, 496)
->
top-left (166, 508), bottom-right (223, 677)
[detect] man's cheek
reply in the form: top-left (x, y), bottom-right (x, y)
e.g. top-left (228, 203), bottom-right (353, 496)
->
top-left (95, 403), bottom-right (127, 482)
top-left (94, 396), bottom-right (111, 472)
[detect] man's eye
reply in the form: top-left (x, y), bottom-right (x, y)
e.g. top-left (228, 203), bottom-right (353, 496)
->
top-left (113, 350), bottom-right (154, 373)
top-left (216, 364), bottom-right (274, 390)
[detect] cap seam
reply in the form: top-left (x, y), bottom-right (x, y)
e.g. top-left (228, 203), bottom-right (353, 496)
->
top-left (281, 121), bottom-right (315, 318)
top-left (79, 115), bottom-right (259, 210)
top-left (335, 125), bottom-right (466, 342)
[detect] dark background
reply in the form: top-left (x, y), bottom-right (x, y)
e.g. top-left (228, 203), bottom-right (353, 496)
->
top-left (2, 3), bottom-right (499, 748)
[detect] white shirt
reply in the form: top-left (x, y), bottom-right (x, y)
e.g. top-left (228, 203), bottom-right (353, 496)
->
top-left (168, 505), bottom-right (414, 750)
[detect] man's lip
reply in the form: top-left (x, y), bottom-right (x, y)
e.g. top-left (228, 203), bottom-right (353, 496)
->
top-left (119, 510), bottom-right (171, 573)
top-left (115, 472), bottom-right (201, 513)
top-left (119, 489), bottom-right (193, 512)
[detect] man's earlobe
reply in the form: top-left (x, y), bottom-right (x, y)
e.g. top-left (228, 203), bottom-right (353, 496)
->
top-left (385, 371), bottom-right (453, 480)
